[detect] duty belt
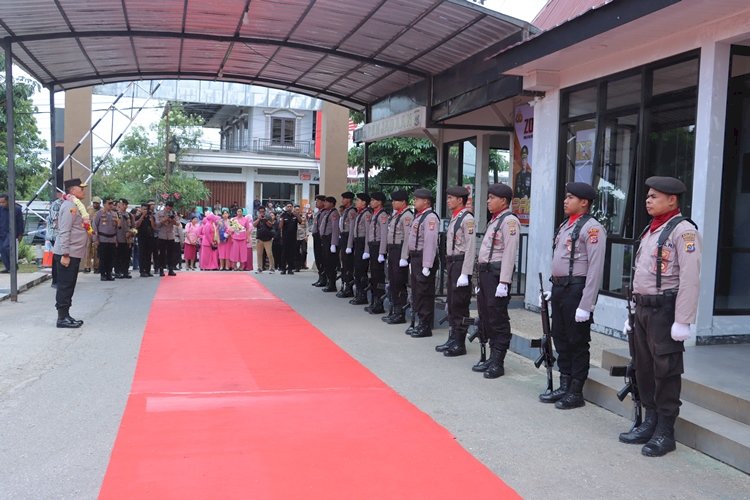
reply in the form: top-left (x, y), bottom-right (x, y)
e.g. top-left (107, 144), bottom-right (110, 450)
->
top-left (98, 232), bottom-right (116, 238)
top-left (446, 254), bottom-right (465, 263)
top-left (634, 290), bottom-right (677, 307)
top-left (476, 262), bottom-right (501, 273)
top-left (550, 276), bottom-right (587, 286)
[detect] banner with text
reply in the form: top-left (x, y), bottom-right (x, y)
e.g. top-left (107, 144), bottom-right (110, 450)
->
top-left (512, 104), bottom-right (533, 225)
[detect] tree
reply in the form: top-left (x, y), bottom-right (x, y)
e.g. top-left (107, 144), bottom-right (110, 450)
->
top-left (348, 137), bottom-right (437, 193)
top-left (96, 103), bottom-right (208, 211)
top-left (0, 55), bottom-right (48, 198)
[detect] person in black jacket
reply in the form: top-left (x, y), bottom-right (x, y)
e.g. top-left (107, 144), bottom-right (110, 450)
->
top-left (253, 206), bottom-right (275, 273)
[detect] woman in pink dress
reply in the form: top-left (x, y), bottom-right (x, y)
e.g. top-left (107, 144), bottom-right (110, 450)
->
top-left (199, 213), bottom-right (219, 271)
top-left (183, 216), bottom-right (201, 270)
top-left (217, 210), bottom-right (232, 271)
top-left (228, 208), bottom-right (251, 271)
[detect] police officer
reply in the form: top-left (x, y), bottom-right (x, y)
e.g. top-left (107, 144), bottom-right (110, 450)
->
top-left (311, 195), bottom-right (328, 287)
top-left (114, 198), bottom-right (133, 279)
top-left (347, 193), bottom-right (372, 305)
top-left (436, 186), bottom-right (476, 357)
top-left (620, 176), bottom-right (700, 457)
top-left (474, 183), bottom-right (519, 378)
top-left (93, 197), bottom-right (119, 281)
top-left (337, 192), bottom-right (357, 298)
top-left (364, 192), bottom-right (389, 314)
top-left (83, 196), bottom-right (101, 273)
top-left (320, 196), bottom-right (341, 293)
top-left (53, 178), bottom-right (88, 328)
top-left (406, 188), bottom-right (440, 338)
top-left (540, 182), bottom-right (606, 406)
top-left (134, 202), bottom-right (156, 277)
top-left (155, 200), bottom-right (179, 276)
top-left (279, 202), bottom-right (299, 274)
top-left (382, 190), bottom-right (413, 325)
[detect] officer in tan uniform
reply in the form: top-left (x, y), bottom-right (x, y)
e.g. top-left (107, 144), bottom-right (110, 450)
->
top-left (435, 186), bottom-right (476, 357)
top-left (473, 183), bottom-right (520, 378)
top-left (53, 178), bottom-right (89, 328)
top-left (114, 198), bottom-right (133, 279)
top-left (311, 195), bottom-right (327, 287)
top-left (337, 192), bottom-right (357, 298)
top-left (364, 192), bottom-right (389, 314)
top-left (154, 200), bottom-right (179, 276)
top-left (620, 176), bottom-right (701, 457)
top-left (540, 182), bottom-right (606, 407)
top-left (93, 197), bottom-right (119, 281)
top-left (406, 188), bottom-right (440, 338)
top-left (83, 196), bottom-right (101, 273)
top-left (347, 193), bottom-right (372, 305)
top-left (382, 190), bottom-right (413, 325)
top-left (320, 196), bottom-right (341, 293)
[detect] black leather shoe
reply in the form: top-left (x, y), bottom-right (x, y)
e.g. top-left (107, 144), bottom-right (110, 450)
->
top-left (288, 270), bottom-right (294, 275)
top-left (368, 303), bottom-right (385, 314)
top-left (159, 270), bottom-right (165, 277)
top-left (555, 379), bottom-right (586, 409)
top-left (435, 338), bottom-right (455, 352)
top-left (322, 285), bottom-right (337, 292)
top-left (140, 272), bottom-right (151, 277)
top-left (281, 270), bottom-right (287, 275)
top-left (65, 315), bottom-right (84, 327)
top-left (410, 325), bottom-right (432, 338)
top-left (385, 314), bottom-right (406, 325)
top-left (472, 359), bottom-right (491, 372)
top-left (620, 411), bottom-right (657, 444)
top-left (349, 297), bottom-right (368, 305)
top-left (168, 270), bottom-right (177, 276)
top-left (57, 317), bottom-right (82, 328)
top-left (444, 342), bottom-right (467, 357)
top-left (539, 374), bottom-right (571, 404)
top-left (123, 274), bottom-right (132, 279)
top-left (101, 276), bottom-right (115, 281)
top-left (83, 268), bottom-right (91, 273)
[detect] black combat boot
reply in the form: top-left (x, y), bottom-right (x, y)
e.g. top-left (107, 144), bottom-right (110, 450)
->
top-left (385, 311), bottom-right (406, 325)
top-left (410, 323), bottom-right (433, 338)
top-left (444, 329), bottom-right (467, 357)
top-left (349, 288), bottom-right (368, 305)
top-left (57, 309), bottom-right (82, 329)
top-left (483, 348), bottom-right (507, 379)
top-left (322, 281), bottom-right (337, 292)
top-left (472, 355), bottom-right (491, 372)
top-left (619, 410), bottom-right (658, 444)
top-left (555, 378), bottom-right (586, 409)
top-left (641, 415), bottom-right (677, 457)
top-left (435, 330), bottom-right (456, 352)
top-left (539, 374), bottom-right (571, 403)
top-left (368, 296), bottom-right (385, 314)
top-left (405, 321), bottom-right (418, 335)
top-left (336, 283), bottom-right (354, 298)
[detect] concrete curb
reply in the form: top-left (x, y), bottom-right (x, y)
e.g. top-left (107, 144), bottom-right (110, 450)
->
top-left (0, 273), bottom-right (51, 303)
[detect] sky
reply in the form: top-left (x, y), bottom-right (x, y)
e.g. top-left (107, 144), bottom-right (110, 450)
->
top-left (24, 0), bottom-right (547, 162)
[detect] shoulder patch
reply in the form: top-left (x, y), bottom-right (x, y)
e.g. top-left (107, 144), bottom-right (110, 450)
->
top-left (588, 227), bottom-right (600, 244)
top-left (70, 207), bottom-right (77, 214)
top-left (466, 220), bottom-right (474, 234)
top-left (507, 219), bottom-right (517, 236)
top-left (685, 241), bottom-right (696, 253)
top-left (681, 232), bottom-right (696, 242)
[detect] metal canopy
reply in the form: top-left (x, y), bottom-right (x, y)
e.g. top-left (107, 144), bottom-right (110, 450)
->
top-left (0, 0), bottom-right (535, 110)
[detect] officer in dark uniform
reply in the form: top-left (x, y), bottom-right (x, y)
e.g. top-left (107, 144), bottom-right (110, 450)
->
top-left (540, 182), bottom-right (606, 407)
top-left (53, 178), bottom-right (89, 328)
top-left (382, 190), bottom-right (413, 324)
top-left (405, 188), bottom-right (440, 338)
top-left (337, 192), bottom-right (357, 298)
top-left (311, 195), bottom-right (328, 287)
top-left (347, 193), bottom-right (372, 305)
top-left (320, 196), bottom-right (341, 293)
top-left (436, 186), bottom-right (476, 357)
top-left (134, 202), bottom-right (156, 277)
top-left (279, 202), bottom-right (299, 274)
top-left (363, 192), bottom-right (389, 314)
top-left (621, 176), bottom-right (701, 457)
top-left (93, 197), bottom-right (119, 281)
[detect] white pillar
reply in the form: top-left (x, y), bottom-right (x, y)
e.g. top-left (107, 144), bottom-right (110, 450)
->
top-left (474, 133), bottom-right (489, 229)
top-left (435, 130), bottom-right (445, 216)
top-left (302, 180), bottom-right (311, 206)
top-left (691, 41), bottom-right (731, 341)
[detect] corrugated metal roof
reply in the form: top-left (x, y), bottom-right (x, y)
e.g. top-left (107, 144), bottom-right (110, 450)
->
top-left (0, 0), bottom-right (537, 110)
top-left (532, 0), bottom-right (609, 31)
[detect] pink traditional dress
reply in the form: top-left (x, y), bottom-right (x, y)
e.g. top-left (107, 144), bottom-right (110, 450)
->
top-left (228, 215), bottom-right (251, 264)
top-left (243, 215), bottom-right (254, 270)
top-left (217, 219), bottom-right (232, 260)
top-left (184, 220), bottom-right (201, 261)
top-left (199, 215), bottom-right (219, 270)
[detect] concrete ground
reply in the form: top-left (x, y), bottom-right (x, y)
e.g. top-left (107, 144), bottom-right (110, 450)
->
top-left (0, 270), bottom-right (51, 302)
top-left (0, 268), bottom-right (748, 499)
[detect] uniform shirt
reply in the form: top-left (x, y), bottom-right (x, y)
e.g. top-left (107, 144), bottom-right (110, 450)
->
top-left (93, 209), bottom-right (119, 243)
top-left (0, 203), bottom-right (24, 241)
top-left (366, 208), bottom-right (389, 255)
top-left (340, 206), bottom-right (357, 233)
top-left (478, 209), bottom-right (520, 285)
top-left (135, 211), bottom-right (155, 239)
top-left (155, 209), bottom-right (177, 240)
top-left (296, 216), bottom-right (307, 241)
top-left (116, 211), bottom-right (132, 243)
top-left (633, 215), bottom-right (701, 324)
top-left (407, 208), bottom-right (439, 269)
top-left (320, 208), bottom-right (341, 243)
top-left (46, 197), bottom-right (64, 242)
top-left (347, 208), bottom-right (372, 249)
top-left (446, 208), bottom-right (476, 277)
top-left (280, 211), bottom-right (298, 239)
top-left (551, 215), bottom-right (607, 312)
top-left (387, 208), bottom-right (414, 261)
top-left (53, 199), bottom-right (88, 258)
top-left (312, 209), bottom-right (322, 235)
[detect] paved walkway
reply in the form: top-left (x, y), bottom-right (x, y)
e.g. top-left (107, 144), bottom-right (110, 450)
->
top-left (0, 270), bottom-right (50, 302)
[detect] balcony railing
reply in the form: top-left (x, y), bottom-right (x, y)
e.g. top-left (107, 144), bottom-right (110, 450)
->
top-left (202, 138), bottom-right (314, 157)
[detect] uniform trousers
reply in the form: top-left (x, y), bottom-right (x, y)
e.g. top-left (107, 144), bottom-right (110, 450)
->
top-left (256, 239), bottom-right (274, 270)
top-left (634, 294), bottom-right (684, 418)
top-left (137, 237), bottom-right (153, 273)
top-left (281, 235), bottom-right (297, 271)
top-left (409, 251), bottom-right (437, 328)
top-left (339, 232), bottom-right (353, 285)
top-left (296, 239), bottom-right (307, 270)
top-left (98, 241), bottom-right (116, 277)
top-left (386, 244), bottom-right (408, 311)
top-left (352, 237), bottom-right (369, 294)
top-left (476, 270), bottom-right (511, 350)
top-left (321, 234), bottom-right (337, 286)
top-left (156, 238), bottom-right (176, 271)
top-left (0, 235), bottom-right (12, 271)
top-left (368, 242), bottom-right (386, 301)
top-left (115, 242), bottom-right (131, 275)
top-left (446, 258), bottom-right (471, 334)
top-left (54, 254), bottom-right (80, 312)
top-left (550, 282), bottom-right (591, 381)
top-left (312, 232), bottom-right (323, 277)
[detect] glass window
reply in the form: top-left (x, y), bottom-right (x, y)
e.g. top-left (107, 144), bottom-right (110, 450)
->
top-left (607, 74), bottom-right (641, 109)
top-left (652, 58), bottom-right (699, 96)
top-left (603, 242), bottom-right (635, 294)
top-left (563, 120), bottom-right (597, 185)
top-left (567, 86), bottom-right (598, 117)
top-left (272, 118), bottom-right (295, 144)
top-left (731, 54), bottom-right (750, 78)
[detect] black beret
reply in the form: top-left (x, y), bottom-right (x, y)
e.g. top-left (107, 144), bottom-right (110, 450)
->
top-left (164, 200), bottom-right (175, 207)
top-left (446, 186), bottom-right (469, 197)
top-left (390, 190), bottom-right (409, 202)
top-left (315, 195), bottom-right (327, 201)
top-left (565, 182), bottom-right (597, 201)
top-left (119, 198), bottom-right (129, 205)
top-left (341, 191), bottom-right (355, 200)
top-left (645, 176), bottom-right (686, 195)
top-left (413, 188), bottom-right (434, 200)
top-left (325, 196), bottom-right (337, 204)
top-left (488, 183), bottom-right (513, 200)
top-left (370, 191), bottom-right (386, 202)
top-left (63, 178), bottom-right (88, 190)
top-left (356, 192), bottom-right (371, 203)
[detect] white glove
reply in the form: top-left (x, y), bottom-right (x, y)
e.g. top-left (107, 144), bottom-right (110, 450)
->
top-left (538, 290), bottom-right (551, 307)
top-left (475, 286), bottom-right (480, 294)
top-left (456, 274), bottom-right (469, 287)
top-left (399, 259), bottom-right (408, 267)
top-left (421, 267), bottom-right (430, 277)
top-left (575, 308), bottom-right (590, 322)
top-left (362, 252), bottom-right (370, 260)
top-left (671, 322), bottom-right (691, 341)
top-left (345, 247), bottom-right (352, 254)
top-left (495, 283), bottom-right (508, 297)
top-left (330, 245), bottom-right (336, 253)
top-left (377, 254), bottom-right (385, 263)
top-left (623, 318), bottom-right (632, 333)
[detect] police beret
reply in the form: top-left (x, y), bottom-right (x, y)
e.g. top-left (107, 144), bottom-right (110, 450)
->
top-left (325, 196), bottom-right (337, 204)
top-left (413, 188), bottom-right (434, 200)
top-left (370, 191), bottom-right (386, 202)
top-left (341, 191), bottom-right (355, 199)
top-left (645, 176), bottom-right (686, 195)
top-left (488, 183), bottom-right (513, 200)
top-left (446, 186), bottom-right (469, 197)
top-left (92, 196), bottom-right (102, 203)
top-left (165, 200), bottom-right (175, 207)
top-left (356, 192), bottom-right (371, 203)
top-left (390, 190), bottom-right (409, 202)
top-left (315, 195), bottom-right (327, 201)
top-left (565, 182), bottom-right (597, 201)
top-left (63, 178), bottom-right (88, 190)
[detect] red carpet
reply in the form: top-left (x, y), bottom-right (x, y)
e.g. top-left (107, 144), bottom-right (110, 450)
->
top-left (100, 273), bottom-right (518, 499)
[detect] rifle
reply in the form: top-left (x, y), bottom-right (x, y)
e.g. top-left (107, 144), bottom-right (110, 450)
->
top-left (467, 315), bottom-right (486, 365)
top-left (403, 300), bottom-right (414, 330)
top-left (609, 286), bottom-right (642, 431)
top-left (530, 273), bottom-right (556, 397)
